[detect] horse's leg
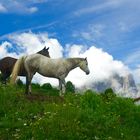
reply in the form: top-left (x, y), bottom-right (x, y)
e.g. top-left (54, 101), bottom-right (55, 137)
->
top-left (4, 73), bottom-right (11, 84)
top-left (1, 73), bottom-right (7, 84)
top-left (59, 79), bottom-right (63, 96)
top-left (0, 72), bottom-right (11, 85)
top-left (59, 78), bottom-right (66, 96)
top-left (25, 75), bottom-right (29, 94)
top-left (0, 73), bottom-right (4, 84)
top-left (24, 61), bottom-right (34, 94)
top-left (29, 73), bottom-right (34, 94)
top-left (61, 79), bottom-right (66, 94)
top-left (25, 73), bottom-right (34, 94)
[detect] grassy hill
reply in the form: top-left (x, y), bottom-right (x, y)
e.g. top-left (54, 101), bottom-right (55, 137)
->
top-left (0, 84), bottom-right (140, 140)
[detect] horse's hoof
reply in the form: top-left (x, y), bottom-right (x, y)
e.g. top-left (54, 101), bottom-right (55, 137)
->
top-left (60, 94), bottom-right (64, 97)
top-left (59, 92), bottom-right (64, 97)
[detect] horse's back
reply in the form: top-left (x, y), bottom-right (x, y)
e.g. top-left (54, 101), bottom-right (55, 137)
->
top-left (24, 54), bottom-right (65, 77)
top-left (25, 54), bottom-right (63, 66)
top-left (25, 54), bottom-right (50, 64)
top-left (0, 56), bottom-right (17, 72)
top-left (1, 56), bottom-right (17, 61)
top-left (24, 54), bottom-right (50, 70)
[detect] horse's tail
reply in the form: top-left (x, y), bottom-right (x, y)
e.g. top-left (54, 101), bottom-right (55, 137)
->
top-left (10, 56), bottom-right (25, 84)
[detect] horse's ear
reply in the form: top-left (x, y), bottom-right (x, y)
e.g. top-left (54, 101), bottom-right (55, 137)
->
top-left (46, 47), bottom-right (49, 50)
top-left (43, 46), bottom-right (46, 50)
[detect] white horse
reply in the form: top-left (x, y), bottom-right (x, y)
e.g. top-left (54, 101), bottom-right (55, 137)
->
top-left (11, 53), bottom-right (90, 95)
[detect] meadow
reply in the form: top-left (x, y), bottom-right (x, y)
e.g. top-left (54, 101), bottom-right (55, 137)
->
top-left (0, 83), bottom-right (140, 140)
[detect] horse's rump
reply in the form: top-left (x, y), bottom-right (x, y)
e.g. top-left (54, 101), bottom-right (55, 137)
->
top-left (0, 57), bottom-right (17, 73)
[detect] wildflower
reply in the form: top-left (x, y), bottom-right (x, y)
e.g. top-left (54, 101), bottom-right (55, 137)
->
top-left (18, 118), bottom-right (22, 121)
top-left (77, 105), bottom-right (79, 108)
top-left (46, 112), bottom-right (51, 114)
top-left (15, 112), bottom-right (18, 115)
top-left (24, 123), bottom-right (27, 126)
top-left (38, 117), bottom-right (42, 121)
top-left (53, 112), bottom-right (57, 116)
top-left (77, 121), bottom-right (80, 124)
top-left (95, 136), bottom-right (99, 140)
top-left (33, 115), bottom-right (37, 119)
top-left (15, 129), bottom-right (20, 132)
top-left (68, 103), bottom-right (72, 106)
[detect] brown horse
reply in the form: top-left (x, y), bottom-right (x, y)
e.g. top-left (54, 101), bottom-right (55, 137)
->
top-left (0, 47), bottom-right (50, 84)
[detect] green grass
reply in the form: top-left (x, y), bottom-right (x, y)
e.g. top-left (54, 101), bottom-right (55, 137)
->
top-left (0, 84), bottom-right (140, 140)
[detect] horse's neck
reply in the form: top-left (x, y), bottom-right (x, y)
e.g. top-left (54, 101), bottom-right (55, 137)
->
top-left (66, 58), bottom-right (81, 70)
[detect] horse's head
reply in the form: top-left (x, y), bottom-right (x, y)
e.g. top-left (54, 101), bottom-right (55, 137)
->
top-left (37, 46), bottom-right (50, 58)
top-left (79, 58), bottom-right (90, 75)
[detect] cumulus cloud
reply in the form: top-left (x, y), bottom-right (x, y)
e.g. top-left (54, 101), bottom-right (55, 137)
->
top-left (0, 32), bottom-right (63, 85)
top-left (8, 32), bottom-right (43, 55)
top-left (66, 45), bottom-right (129, 88)
top-left (0, 41), bottom-right (18, 58)
top-left (0, 32), bottom-right (129, 88)
top-left (132, 67), bottom-right (140, 84)
top-left (66, 44), bottom-right (86, 57)
top-left (0, 41), bottom-right (11, 57)
top-left (8, 32), bottom-right (63, 58)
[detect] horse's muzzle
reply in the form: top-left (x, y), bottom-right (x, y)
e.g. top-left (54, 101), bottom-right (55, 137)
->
top-left (86, 71), bottom-right (90, 75)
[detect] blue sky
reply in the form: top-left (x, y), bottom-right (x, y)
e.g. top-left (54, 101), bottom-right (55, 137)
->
top-left (0, 0), bottom-right (140, 70)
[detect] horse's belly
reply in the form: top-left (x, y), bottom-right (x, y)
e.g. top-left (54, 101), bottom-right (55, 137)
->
top-left (38, 69), bottom-right (58, 78)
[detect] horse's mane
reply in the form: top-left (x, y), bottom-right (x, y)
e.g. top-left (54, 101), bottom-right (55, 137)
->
top-left (67, 57), bottom-right (85, 63)
top-left (67, 58), bottom-right (85, 61)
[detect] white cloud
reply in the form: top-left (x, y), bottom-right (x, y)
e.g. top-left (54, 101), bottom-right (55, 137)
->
top-left (0, 41), bottom-right (17, 58)
top-left (66, 45), bottom-right (129, 88)
top-left (0, 0), bottom-right (41, 14)
top-left (0, 3), bottom-right (7, 12)
top-left (73, 0), bottom-right (122, 16)
top-left (8, 32), bottom-right (63, 58)
top-left (28, 7), bottom-right (38, 13)
top-left (0, 32), bottom-right (63, 86)
top-left (0, 32), bottom-right (130, 89)
top-left (66, 44), bottom-right (85, 57)
top-left (8, 32), bottom-right (46, 55)
top-left (0, 42), bottom-right (10, 57)
top-left (72, 0), bottom-right (140, 46)
top-left (133, 68), bottom-right (140, 84)
top-left (125, 50), bottom-right (140, 65)
top-left (32, 73), bottom-right (59, 86)
top-left (132, 65), bottom-right (140, 84)
top-left (73, 24), bottom-right (105, 41)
